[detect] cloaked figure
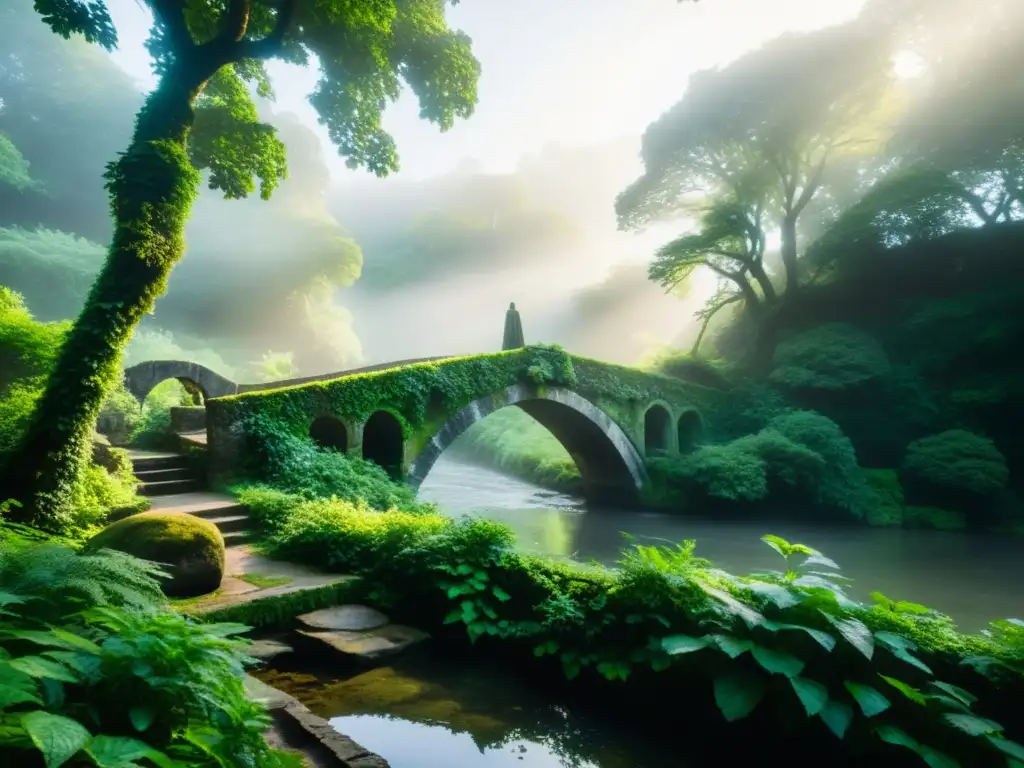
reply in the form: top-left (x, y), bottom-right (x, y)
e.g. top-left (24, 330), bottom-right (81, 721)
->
top-left (502, 302), bottom-right (525, 350)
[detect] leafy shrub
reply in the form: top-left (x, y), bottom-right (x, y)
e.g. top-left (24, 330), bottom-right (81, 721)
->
top-left (770, 323), bottom-right (891, 392)
top-left (649, 410), bottom-right (865, 518)
top-left (238, 412), bottom-right (433, 512)
top-left (767, 410), bottom-right (866, 515)
top-left (863, 469), bottom-right (905, 527)
top-left (238, 489), bottom-right (1024, 765)
top-left (0, 542), bottom-right (282, 767)
top-left (904, 506), bottom-right (968, 532)
top-left (85, 512), bottom-right (226, 598)
top-left (901, 430), bottom-right (1009, 501)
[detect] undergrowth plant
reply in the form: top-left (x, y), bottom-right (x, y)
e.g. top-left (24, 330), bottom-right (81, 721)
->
top-left (0, 541), bottom-right (283, 767)
top-left (240, 488), bottom-right (1024, 767)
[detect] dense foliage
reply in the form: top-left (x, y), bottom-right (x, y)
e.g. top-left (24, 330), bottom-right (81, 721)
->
top-left (0, 540), bottom-right (290, 767)
top-left (239, 485), bottom-right (1024, 765)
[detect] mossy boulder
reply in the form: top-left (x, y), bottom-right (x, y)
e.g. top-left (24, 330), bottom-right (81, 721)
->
top-left (769, 323), bottom-right (890, 393)
top-left (85, 512), bottom-right (225, 598)
top-left (900, 430), bottom-right (1009, 518)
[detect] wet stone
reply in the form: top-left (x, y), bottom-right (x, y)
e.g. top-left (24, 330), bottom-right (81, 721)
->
top-left (298, 624), bottom-right (430, 662)
top-left (298, 604), bottom-right (389, 631)
top-left (248, 639), bottom-right (293, 661)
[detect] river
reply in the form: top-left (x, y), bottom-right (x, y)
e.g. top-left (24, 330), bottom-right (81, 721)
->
top-left (419, 456), bottom-right (1024, 632)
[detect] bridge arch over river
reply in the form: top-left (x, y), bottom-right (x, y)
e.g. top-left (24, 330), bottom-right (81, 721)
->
top-left (123, 348), bottom-right (722, 504)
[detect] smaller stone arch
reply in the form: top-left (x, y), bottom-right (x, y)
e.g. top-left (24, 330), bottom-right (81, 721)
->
top-left (644, 403), bottom-right (672, 455)
top-left (362, 410), bottom-right (404, 478)
top-left (677, 410), bottom-right (704, 452)
top-left (310, 415), bottom-right (349, 453)
top-left (123, 361), bottom-right (239, 406)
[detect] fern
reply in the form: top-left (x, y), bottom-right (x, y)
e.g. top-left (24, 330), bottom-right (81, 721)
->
top-left (0, 542), bottom-right (167, 622)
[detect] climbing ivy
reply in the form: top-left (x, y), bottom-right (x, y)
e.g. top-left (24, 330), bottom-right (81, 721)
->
top-left (212, 345), bottom-right (724, 448)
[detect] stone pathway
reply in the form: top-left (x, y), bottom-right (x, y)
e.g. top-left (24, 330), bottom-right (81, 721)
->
top-left (295, 605), bottom-right (430, 662)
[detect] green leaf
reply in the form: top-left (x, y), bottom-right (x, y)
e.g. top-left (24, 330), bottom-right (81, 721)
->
top-left (86, 735), bottom-right (153, 767)
top-left (986, 736), bottom-right (1024, 762)
top-left (9, 657), bottom-right (79, 684)
top-left (876, 632), bottom-right (932, 673)
top-left (761, 534), bottom-right (792, 558)
top-left (712, 635), bottom-right (753, 658)
top-left (790, 676), bottom-right (829, 716)
top-left (751, 645), bottom-right (804, 677)
top-left (713, 673), bottom-right (765, 722)
top-left (919, 746), bottom-right (961, 768)
top-left (443, 609), bottom-right (462, 625)
top-left (942, 713), bottom-right (1002, 736)
top-left (21, 711), bottom-right (91, 768)
top-left (129, 708), bottom-right (155, 733)
top-left (931, 681), bottom-right (977, 708)
top-left (823, 614), bottom-right (874, 659)
top-left (763, 621), bottom-right (837, 652)
top-left (491, 586), bottom-right (511, 602)
top-left (820, 700), bottom-right (854, 739)
top-left (0, 683), bottom-right (41, 709)
top-left (844, 681), bottom-right (890, 717)
top-left (874, 724), bottom-right (919, 750)
top-left (747, 582), bottom-right (799, 609)
top-left (662, 635), bottom-right (710, 656)
top-left (879, 675), bottom-right (926, 705)
top-left (701, 585), bottom-right (765, 628)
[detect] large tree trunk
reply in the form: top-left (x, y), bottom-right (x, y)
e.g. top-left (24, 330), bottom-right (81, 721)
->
top-left (780, 214), bottom-right (800, 297)
top-left (2, 67), bottom-right (207, 529)
top-left (749, 261), bottom-right (777, 304)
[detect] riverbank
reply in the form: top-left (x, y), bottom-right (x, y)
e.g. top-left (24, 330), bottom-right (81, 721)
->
top-left (226, 483), bottom-right (1024, 767)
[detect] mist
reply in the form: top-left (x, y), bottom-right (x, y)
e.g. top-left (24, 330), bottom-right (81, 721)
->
top-left (3, 0), bottom-right (1021, 377)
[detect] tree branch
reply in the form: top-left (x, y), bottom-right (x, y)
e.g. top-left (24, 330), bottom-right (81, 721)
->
top-left (149, 0), bottom-right (194, 51)
top-left (221, 0), bottom-right (252, 42)
top-left (239, 0), bottom-right (298, 60)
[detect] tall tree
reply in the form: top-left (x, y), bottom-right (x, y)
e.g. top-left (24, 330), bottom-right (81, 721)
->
top-left (4, 0), bottom-right (481, 528)
top-left (617, 16), bottom-right (898, 359)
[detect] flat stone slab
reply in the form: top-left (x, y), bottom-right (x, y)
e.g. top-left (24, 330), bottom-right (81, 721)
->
top-left (244, 674), bottom-right (294, 710)
top-left (248, 639), bottom-right (293, 661)
top-left (298, 625), bottom-right (430, 661)
top-left (298, 604), bottom-right (389, 631)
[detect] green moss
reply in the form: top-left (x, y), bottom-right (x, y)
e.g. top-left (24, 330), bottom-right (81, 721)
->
top-left (863, 469), bottom-right (904, 527)
top-left (238, 573), bottom-right (293, 589)
top-left (769, 323), bottom-right (890, 392)
top-left (85, 511), bottom-right (225, 598)
top-left (904, 505), bottom-right (968, 531)
top-left (644, 350), bottom-right (734, 391)
top-left (902, 429), bottom-right (1009, 499)
top-left (183, 580), bottom-right (359, 627)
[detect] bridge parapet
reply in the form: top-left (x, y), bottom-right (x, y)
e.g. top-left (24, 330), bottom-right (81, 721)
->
top-left (201, 347), bottom-right (727, 503)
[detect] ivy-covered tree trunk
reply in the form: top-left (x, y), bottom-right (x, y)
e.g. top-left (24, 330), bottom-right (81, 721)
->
top-left (2, 67), bottom-right (208, 529)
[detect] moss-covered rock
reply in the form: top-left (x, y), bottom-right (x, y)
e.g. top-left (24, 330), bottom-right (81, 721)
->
top-left (900, 430), bottom-right (1009, 512)
top-left (863, 469), bottom-right (904, 527)
top-left (769, 323), bottom-right (890, 393)
top-left (85, 512), bottom-right (225, 597)
top-left (903, 505), bottom-right (967, 532)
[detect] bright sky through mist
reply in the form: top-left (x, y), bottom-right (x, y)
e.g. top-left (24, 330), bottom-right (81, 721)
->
top-left (105, 0), bottom-right (867, 182)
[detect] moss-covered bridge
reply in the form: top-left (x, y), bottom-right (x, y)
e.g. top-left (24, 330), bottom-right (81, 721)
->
top-left (124, 347), bottom-right (723, 504)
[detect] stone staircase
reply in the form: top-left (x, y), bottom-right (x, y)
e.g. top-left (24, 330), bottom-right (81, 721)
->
top-left (130, 450), bottom-right (256, 547)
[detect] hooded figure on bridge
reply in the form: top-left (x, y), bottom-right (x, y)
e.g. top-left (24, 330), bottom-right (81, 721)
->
top-left (502, 302), bottom-right (525, 350)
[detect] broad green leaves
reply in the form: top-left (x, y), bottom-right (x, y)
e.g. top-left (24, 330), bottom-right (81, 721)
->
top-left (662, 634), bottom-right (711, 655)
top-left (843, 681), bottom-right (890, 717)
top-left (790, 676), bottom-right (829, 716)
top-left (714, 673), bottom-right (765, 722)
top-left (21, 711), bottom-right (90, 768)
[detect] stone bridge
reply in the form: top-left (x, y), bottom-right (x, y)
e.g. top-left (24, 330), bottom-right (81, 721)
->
top-left (123, 348), bottom-right (724, 504)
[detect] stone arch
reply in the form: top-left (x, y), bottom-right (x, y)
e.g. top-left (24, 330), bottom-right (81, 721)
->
top-left (363, 410), bottom-right (404, 478)
top-left (123, 360), bottom-right (238, 406)
top-left (407, 384), bottom-right (647, 504)
top-left (677, 410), bottom-right (704, 452)
top-left (310, 415), bottom-right (349, 453)
top-left (644, 403), bottom-right (672, 455)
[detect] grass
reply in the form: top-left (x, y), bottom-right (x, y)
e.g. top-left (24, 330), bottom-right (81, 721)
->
top-left (239, 573), bottom-right (294, 589)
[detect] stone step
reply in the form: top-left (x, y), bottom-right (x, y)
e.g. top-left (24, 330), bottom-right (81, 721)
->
top-left (205, 514), bottom-right (250, 534)
top-left (139, 478), bottom-right (202, 496)
top-left (134, 466), bottom-right (194, 483)
top-left (148, 491), bottom-right (241, 515)
top-left (297, 625), bottom-right (430, 662)
top-left (130, 452), bottom-right (189, 472)
top-left (222, 530), bottom-right (258, 547)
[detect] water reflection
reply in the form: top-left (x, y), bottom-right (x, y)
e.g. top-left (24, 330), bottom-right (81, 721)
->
top-left (419, 456), bottom-right (1024, 632)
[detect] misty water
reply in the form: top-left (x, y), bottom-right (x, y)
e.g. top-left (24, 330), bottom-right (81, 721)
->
top-left (419, 456), bottom-right (1024, 633)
